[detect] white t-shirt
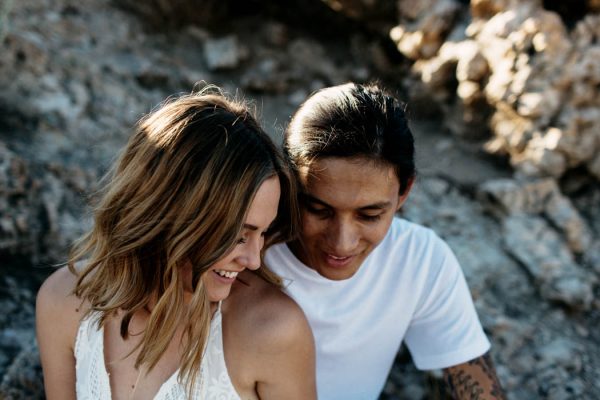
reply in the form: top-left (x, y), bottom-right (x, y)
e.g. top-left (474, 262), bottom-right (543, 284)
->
top-left (264, 217), bottom-right (490, 400)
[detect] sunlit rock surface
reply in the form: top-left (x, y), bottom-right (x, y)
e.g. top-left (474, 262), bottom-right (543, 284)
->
top-left (398, 0), bottom-right (600, 182)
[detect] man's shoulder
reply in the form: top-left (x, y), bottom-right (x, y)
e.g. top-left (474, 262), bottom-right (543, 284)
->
top-left (264, 241), bottom-right (289, 259)
top-left (263, 242), bottom-right (303, 277)
top-left (379, 217), bottom-right (450, 255)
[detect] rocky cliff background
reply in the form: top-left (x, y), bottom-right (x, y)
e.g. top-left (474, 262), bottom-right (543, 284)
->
top-left (0, 0), bottom-right (599, 398)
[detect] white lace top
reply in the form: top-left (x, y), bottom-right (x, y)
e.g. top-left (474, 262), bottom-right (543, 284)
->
top-left (74, 304), bottom-right (241, 399)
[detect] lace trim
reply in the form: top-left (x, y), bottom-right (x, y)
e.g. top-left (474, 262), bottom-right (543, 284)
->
top-left (74, 305), bottom-right (241, 399)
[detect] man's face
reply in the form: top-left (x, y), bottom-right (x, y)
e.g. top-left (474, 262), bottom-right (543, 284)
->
top-left (290, 156), bottom-right (412, 280)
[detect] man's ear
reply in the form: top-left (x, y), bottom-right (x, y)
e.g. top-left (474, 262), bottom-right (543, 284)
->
top-left (395, 176), bottom-right (415, 212)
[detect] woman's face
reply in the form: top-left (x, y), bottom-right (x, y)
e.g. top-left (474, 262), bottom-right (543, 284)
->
top-left (202, 176), bottom-right (281, 302)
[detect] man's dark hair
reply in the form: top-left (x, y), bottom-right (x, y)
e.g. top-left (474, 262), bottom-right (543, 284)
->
top-left (284, 82), bottom-right (416, 195)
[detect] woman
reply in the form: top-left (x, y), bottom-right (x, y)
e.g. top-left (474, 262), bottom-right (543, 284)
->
top-left (36, 88), bottom-right (316, 399)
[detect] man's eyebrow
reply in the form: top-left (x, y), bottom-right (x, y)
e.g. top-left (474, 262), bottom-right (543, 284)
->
top-left (302, 194), bottom-right (391, 211)
top-left (302, 194), bottom-right (331, 208)
top-left (358, 202), bottom-right (392, 211)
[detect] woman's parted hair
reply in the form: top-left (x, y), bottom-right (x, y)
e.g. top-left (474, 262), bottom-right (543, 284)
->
top-left (285, 82), bottom-right (416, 195)
top-left (69, 88), bottom-right (299, 393)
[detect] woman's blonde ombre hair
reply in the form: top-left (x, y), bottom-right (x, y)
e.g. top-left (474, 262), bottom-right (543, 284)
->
top-left (68, 87), bottom-right (299, 394)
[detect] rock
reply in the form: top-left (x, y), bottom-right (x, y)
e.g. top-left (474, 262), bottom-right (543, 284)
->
top-left (522, 139), bottom-right (567, 177)
top-left (470, 0), bottom-right (511, 19)
top-left (502, 215), bottom-right (595, 309)
top-left (319, 0), bottom-right (396, 22)
top-left (517, 92), bottom-right (544, 118)
top-left (0, 144), bottom-right (37, 255)
top-left (1, 0), bottom-right (600, 398)
top-left (241, 58), bottom-right (289, 93)
top-left (397, 0), bottom-right (438, 21)
top-left (585, 240), bottom-right (600, 274)
top-left (390, 0), bottom-right (464, 60)
top-left (183, 25), bottom-right (209, 42)
top-left (421, 177), bottom-right (450, 197)
top-left (454, 41), bottom-right (488, 82)
top-left (478, 178), bottom-right (596, 309)
top-left (547, 274), bottom-right (595, 310)
top-left (0, 341), bottom-right (44, 400)
top-left (544, 191), bottom-right (592, 253)
top-left (204, 35), bottom-right (244, 71)
top-left (537, 367), bottom-right (586, 399)
top-left (287, 89), bottom-right (309, 107)
top-left (30, 81), bottom-right (90, 127)
top-left (262, 21), bottom-right (289, 47)
top-left (416, 56), bottom-right (457, 91)
top-left (484, 314), bottom-right (535, 359)
top-left (287, 38), bottom-right (338, 81)
top-left (0, 140), bottom-right (92, 262)
top-left (406, 0), bottom-right (600, 183)
top-left (589, 149), bottom-right (600, 180)
top-left (478, 178), bottom-right (592, 254)
top-left (478, 178), bottom-right (552, 215)
top-left (488, 108), bottom-right (533, 152)
top-left (2, 32), bottom-right (49, 75)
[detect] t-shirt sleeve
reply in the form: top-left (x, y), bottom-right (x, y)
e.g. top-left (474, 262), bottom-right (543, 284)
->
top-left (403, 237), bottom-right (490, 370)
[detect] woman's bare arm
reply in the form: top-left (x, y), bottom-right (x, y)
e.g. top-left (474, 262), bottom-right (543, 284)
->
top-left (254, 296), bottom-right (317, 399)
top-left (36, 266), bottom-right (82, 400)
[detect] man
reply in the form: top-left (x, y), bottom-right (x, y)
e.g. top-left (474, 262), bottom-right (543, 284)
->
top-left (264, 83), bottom-right (505, 399)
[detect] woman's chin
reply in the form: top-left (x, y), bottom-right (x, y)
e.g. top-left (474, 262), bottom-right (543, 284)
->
top-left (207, 287), bottom-right (232, 303)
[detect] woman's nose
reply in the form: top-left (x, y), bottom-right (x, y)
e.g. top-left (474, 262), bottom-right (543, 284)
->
top-left (238, 238), bottom-right (263, 270)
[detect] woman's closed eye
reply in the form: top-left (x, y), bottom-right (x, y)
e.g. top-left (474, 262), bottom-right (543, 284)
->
top-left (238, 228), bottom-right (270, 244)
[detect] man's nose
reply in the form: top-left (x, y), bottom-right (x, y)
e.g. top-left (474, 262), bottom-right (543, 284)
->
top-left (327, 218), bottom-right (359, 254)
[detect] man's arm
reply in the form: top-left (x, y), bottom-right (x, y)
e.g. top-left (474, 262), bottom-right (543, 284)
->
top-left (442, 353), bottom-right (506, 400)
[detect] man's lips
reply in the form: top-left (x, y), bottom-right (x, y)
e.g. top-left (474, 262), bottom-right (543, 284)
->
top-left (322, 252), bottom-right (356, 268)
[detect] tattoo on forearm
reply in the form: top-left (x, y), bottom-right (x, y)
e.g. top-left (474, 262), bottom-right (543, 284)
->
top-left (443, 353), bottom-right (505, 399)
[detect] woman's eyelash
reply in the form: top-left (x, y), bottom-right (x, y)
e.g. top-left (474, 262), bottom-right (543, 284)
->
top-left (237, 237), bottom-right (247, 244)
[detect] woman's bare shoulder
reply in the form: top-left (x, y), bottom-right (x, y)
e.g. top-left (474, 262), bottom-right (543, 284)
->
top-left (227, 270), bottom-right (313, 350)
top-left (225, 271), bottom-right (316, 397)
top-left (37, 265), bottom-right (79, 305)
top-left (36, 266), bottom-right (86, 346)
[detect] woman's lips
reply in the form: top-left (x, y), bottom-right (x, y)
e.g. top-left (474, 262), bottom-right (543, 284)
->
top-left (212, 269), bottom-right (239, 284)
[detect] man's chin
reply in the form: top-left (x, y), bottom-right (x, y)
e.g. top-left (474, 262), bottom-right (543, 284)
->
top-left (315, 264), bottom-right (360, 281)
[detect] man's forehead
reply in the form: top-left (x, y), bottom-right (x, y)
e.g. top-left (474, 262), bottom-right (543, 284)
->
top-left (298, 158), bottom-right (400, 210)
top-left (299, 157), bottom-right (398, 185)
